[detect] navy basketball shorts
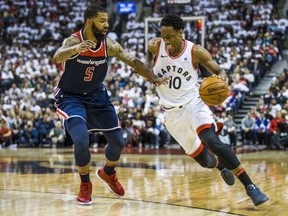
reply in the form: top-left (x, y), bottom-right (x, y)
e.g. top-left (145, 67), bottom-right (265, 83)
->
top-left (54, 85), bottom-right (120, 132)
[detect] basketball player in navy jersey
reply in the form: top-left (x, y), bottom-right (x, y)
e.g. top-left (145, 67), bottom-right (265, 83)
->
top-left (146, 14), bottom-right (268, 206)
top-left (53, 5), bottom-right (168, 205)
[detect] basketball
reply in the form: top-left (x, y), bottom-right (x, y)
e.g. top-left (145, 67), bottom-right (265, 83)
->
top-left (199, 76), bottom-right (229, 106)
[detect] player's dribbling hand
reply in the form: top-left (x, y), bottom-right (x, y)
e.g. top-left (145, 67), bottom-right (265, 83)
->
top-left (153, 76), bottom-right (171, 87)
top-left (212, 71), bottom-right (228, 83)
top-left (75, 40), bottom-right (96, 52)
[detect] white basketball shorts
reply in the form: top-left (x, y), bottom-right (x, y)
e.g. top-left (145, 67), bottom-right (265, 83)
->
top-left (163, 98), bottom-right (216, 155)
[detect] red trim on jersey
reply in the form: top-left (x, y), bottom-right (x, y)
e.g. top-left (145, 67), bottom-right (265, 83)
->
top-left (165, 40), bottom-right (187, 59)
top-left (53, 87), bottom-right (60, 97)
top-left (56, 108), bottom-right (68, 120)
top-left (72, 31), bottom-right (106, 57)
top-left (73, 32), bottom-right (82, 42)
top-left (103, 38), bottom-right (107, 57)
top-left (191, 44), bottom-right (198, 70)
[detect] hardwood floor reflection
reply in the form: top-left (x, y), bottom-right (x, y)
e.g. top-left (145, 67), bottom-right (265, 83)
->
top-left (0, 148), bottom-right (287, 216)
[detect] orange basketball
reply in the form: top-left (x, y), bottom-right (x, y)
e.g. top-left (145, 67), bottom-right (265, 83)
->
top-left (199, 76), bottom-right (229, 106)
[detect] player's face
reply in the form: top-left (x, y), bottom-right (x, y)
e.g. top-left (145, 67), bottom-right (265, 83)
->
top-left (160, 26), bottom-right (183, 54)
top-left (90, 12), bottom-right (109, 41)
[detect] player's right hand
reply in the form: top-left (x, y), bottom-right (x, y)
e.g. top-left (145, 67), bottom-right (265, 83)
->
top-left (75, 40), bottom-right (96, 53)
top-left (153, 76), bottom-right (171, 87)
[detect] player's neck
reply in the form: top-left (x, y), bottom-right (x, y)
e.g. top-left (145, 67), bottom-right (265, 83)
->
top-left (168, 40), bottom-right (184, 57)
top-left (83, 28), bottom-right (99, 44)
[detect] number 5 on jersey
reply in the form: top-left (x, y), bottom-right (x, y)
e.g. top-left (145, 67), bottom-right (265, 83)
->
top-left (84, 67), bottom-right (95, 81)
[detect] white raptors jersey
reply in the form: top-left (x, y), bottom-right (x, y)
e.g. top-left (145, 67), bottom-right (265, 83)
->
top-left (153, 39), bottom-right (200, 107)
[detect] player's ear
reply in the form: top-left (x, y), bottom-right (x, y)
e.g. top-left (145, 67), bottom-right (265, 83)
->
top-left (178, 29), bottom-right (183, 36)
top-left (86, 19), bottom-right (92, 27)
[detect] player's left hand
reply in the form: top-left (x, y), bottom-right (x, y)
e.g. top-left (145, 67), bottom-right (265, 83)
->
top-left (218, 70), bottom-right (228, 83)
top-left (153, 76), bottom-right (171, 86)
top-left (212, 71), bottom-right (228, 83)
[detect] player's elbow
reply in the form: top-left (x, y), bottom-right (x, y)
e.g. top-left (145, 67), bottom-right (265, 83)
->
top-left (53, 53), bottom-right (62, 64)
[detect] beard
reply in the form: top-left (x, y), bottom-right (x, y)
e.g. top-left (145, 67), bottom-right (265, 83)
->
top-left (91, 22), bottom-right (106, 42)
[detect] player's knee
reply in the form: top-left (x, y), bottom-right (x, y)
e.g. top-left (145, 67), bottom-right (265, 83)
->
top-left (193, 147), bottom-right (216, 168)
top-left (65, 118), bottom-right (89, 148)
top-left (197, 157), bottom-right (216, 168)
top-left (104, 129), bottom-right (125, 152)
top-left (104, 129), bottom-right (125, 161)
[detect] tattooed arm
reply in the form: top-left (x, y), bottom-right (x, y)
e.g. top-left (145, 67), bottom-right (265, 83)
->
top-left (107, 37), bottom-right (168, 85)
top-left (53, 36), bottom-right (96, 64)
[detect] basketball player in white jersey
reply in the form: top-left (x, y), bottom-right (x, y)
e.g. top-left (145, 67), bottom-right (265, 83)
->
top-left (146, 14), bottom-right (268, 206)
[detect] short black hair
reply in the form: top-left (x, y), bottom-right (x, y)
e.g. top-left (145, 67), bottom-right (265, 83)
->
top-left (160, 14), bottom-right (184, 30)
top-left (84, 4), bottom-right (107, 23)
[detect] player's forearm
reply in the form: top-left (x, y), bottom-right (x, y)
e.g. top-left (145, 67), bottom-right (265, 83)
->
top-left (53, 47), bottom-right (79, 64)
top-left (133, 59), bottom-right (158, 83)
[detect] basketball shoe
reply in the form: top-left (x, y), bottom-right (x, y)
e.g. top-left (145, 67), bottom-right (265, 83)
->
top-left (246, 184), bottom-right (269, 206)
top-left (77, 182), bottom-right (92, 205)
top-left (96, 167), bottom-right (125, 197)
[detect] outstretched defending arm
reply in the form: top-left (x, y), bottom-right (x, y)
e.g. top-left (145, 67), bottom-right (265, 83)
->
top-left (107, 37), bottom-right (168, 86)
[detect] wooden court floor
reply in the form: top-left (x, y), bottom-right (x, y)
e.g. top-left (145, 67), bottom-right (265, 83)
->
top-left (0, 147), bottom-right (287, 216)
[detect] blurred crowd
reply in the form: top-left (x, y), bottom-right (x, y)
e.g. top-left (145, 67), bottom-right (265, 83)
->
top-left (0, 0), bottom-right (287, 150)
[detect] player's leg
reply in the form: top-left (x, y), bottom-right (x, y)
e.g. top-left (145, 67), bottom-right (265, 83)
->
top-left (55, 89), bottom-right (92, 205)
top-left (192, 101), bottom-right (268, 206)
top-left (198, 123), bottom-right (269, 206)
top-left (163, 106), bottom-right (234, 185)
top-left (65, 117), bottom-right (92, 205)
top-left (188, 141), bottom-right (235, 186)
top-left (96, 129), bottom-right (125, 197)
top-left (88, 99), bottom-right (125, 197)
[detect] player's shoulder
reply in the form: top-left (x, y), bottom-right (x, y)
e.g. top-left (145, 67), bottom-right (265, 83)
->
top-left (191, 43), bottom-right (209, 59)
top-left (63, 35), bottom-right (81, 47)
top-left (148, 37), bottom-right (161, 55)
top-left (148, 37), bottom-right (161, 47)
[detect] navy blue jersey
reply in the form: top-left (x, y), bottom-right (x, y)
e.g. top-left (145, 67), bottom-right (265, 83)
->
top-left (57, 30), bottom-right (108, 94)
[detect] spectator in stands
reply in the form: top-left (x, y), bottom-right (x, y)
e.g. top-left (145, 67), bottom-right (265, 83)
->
top-left (6, 110), bottom-right (21, 145)
top-left (48, 120), bottom-right (65, 147)
top-left (143, 107), bottom-right (160, 149)
top-left (269, 98), bottom-right (282, 118)
top-left (241, 111), bottom-right (256, 145)
top-left (262, 89), bottom-right (275, 106)
top-left (35, 113), bottom-right (54, 147)
top-left (256, 98), bottom-right (267, 114)
top-left (132, 112), bottom-right (146, 148)
top-left (243, 68), bottom-right (255, 95)
top-left (268, 111), bottom-right (286, 149)
top-left (254, 113), bottom-right (270, 145)
top-left (19, 120), bottom-right (38, 148)
top-left (121, 119), bottom-right (138, 148)
top-left (250, 106), bottom-right (260, 119)
top-left (225, 114), bottom-right (238, 150)
top-left (0, 118), bottom-right (12, 147)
